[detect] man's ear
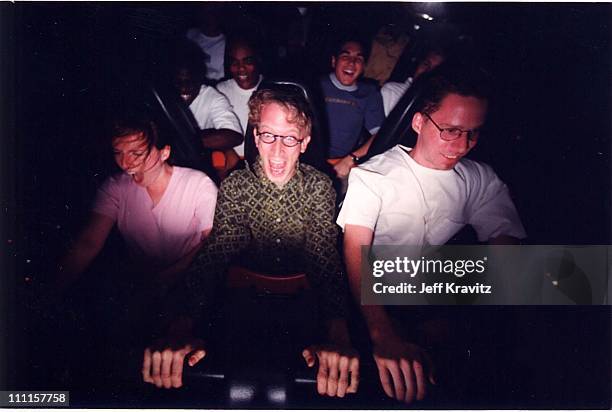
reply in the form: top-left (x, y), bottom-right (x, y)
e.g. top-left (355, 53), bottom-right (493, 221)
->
top-left (253, 127), bottom-right (260, 147)
top-left (300, 135), bottom-right (311, 153)
top-left (412, 112), bottom-right (424, 135)
top-left (331, 56), bottom-right (336, 69)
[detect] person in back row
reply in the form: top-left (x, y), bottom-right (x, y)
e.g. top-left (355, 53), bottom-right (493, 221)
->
top-left (142, 87), bottom-right (359, 398)
top-left (319, 35), bottom-right (385, 185)
top-left (381, 47), bottom-right (446, 116)
top-left (185, 4), bottom-right (228, 82)
top-left (216, 35), bottom-right (264, 162)
top-left (338, 64), bottom-right (526, 404)
top-left (172, 42), bottom-right (244, 154)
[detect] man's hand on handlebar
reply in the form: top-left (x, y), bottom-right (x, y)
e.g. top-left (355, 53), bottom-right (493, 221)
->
top-left (302, 344), bottom-right (360, 398)
top-left (142, 337), bottom-right (206, 389)
top-left (372, 334), bottom-right (435, 404)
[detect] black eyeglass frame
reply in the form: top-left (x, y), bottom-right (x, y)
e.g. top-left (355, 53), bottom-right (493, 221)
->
top-left (423, 113), bottom-right (481, 142)
top-left (255, 130), bottom-right (304, 147)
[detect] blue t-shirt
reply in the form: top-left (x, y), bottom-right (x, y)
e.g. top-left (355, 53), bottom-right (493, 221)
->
top-left (320, 73), bottom-right (385, 158)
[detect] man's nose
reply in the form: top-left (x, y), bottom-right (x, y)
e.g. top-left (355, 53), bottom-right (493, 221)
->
top-left (270, 138), bottom-right (284, 156)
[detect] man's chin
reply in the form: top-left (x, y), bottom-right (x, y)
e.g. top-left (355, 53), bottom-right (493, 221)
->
top-left (338, 77), bottom-right (357, 87)
top-left (265, 169), bottom-right (292, 186)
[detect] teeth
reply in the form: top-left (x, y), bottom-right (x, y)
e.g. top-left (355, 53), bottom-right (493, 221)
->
top-left (269, 160), bottom-right (285, 176)
top-left (180, 94), bottom-right (190, 102)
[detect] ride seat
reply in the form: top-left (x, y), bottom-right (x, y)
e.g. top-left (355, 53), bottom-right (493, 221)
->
top-left (226, 265), bottom-right (310, 296)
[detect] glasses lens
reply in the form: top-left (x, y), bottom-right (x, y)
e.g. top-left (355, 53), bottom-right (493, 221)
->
top-left (259, 132), bottom-right (276, 143)
top-left (440, 128), bottom-right (480, 142)
top-left (282, 136), bottom-right (299, 147)
top-left (441, 128), bottom-right (463, 140)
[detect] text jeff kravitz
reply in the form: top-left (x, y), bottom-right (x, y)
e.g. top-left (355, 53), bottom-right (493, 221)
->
top-left (373, 282), bottom-right (492, 295)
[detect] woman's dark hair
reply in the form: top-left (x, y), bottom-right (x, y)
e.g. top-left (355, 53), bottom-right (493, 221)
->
top-left (107, 108), bottom-right (169, 153)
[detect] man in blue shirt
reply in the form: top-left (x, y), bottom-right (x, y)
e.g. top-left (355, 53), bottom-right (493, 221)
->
top-left (320, 36), bottom-right (385, 183)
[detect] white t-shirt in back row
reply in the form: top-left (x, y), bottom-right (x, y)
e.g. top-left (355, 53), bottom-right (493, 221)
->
top-left (216, 76), bottom-right (263, 157)
top-left (189, 85), bottom-right (243, 136)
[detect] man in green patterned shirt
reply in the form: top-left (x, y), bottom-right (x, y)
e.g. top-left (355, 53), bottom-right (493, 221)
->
top-left (142, 87), bottom-right (359, 398)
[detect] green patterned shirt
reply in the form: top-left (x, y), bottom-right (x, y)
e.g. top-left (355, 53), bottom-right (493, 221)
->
top-left (185, 158), bottom-right (348, 322)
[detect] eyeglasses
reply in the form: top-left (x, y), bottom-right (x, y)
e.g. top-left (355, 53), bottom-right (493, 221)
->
top-left (423, 113), bottom-right (481, 142)
top-left (256, 131), bottom-right (303, 147)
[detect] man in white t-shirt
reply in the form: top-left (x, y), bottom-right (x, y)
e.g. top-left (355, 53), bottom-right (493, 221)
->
top-left (216, 37), bottom-right (264, 157)
top-left (337, 65), bottom-right (526, 404)
top-left (186, 4), bottom-right (227, 82)
top-left (172, 49), bottom-right (243, 154)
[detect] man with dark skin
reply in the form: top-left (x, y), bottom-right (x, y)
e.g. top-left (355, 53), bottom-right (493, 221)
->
top-left (216, 36), bottom-right (265, 171)
top-left (173, 61), bottom-right (243, 152)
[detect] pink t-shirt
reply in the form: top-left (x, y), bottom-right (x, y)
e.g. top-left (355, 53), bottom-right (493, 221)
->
top-left (93, 166), bottom-right (217, 268)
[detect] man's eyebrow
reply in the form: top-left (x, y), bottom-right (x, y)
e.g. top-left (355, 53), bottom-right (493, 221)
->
top-left (438, 122), bottom-right (485, 130)
top-left (233, 55), bottom-right (256, 60)
top-left (339, 49), bottom-right (364, 56)
top-left (259, 124), bottom-right (300, 135)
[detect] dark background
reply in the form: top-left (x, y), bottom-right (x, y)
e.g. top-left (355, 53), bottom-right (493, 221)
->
top-left (1, 2), bottom-right (610, 408)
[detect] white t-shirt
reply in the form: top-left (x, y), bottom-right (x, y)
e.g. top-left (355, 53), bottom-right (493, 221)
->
top-left (380, 77), bottom-right (413, 117)
top-left (216, 76), bottom-right (263, 156)
top-left (93, 166), bottom-right (218, 268)
top-left (337, 145), bottom-right (526, 248)
top-left (186, 29), bottom-right (226, 81)
top-left (189, 85), bottom-right (243, 134)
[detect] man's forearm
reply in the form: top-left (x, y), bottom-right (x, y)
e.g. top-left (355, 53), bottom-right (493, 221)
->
top-left (360, 305), bottom-right (400, 344)
top-left (352, 134), bottom-right (376, 158)
top-left (326, 317), bottom-right (352, 347)
top-left (343, 224), bottom-right (400, 344)
top-left (167, 315), bottom-right (195, 339)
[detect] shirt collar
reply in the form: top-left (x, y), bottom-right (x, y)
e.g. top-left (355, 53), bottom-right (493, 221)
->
top-left (329, 73), bottom-right (358, 92)
top-left (233, 75), bottom-right (263, 94)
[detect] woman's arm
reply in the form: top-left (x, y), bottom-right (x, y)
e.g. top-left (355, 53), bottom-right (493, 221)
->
top-left (56, 212), bottom-right (114, 293)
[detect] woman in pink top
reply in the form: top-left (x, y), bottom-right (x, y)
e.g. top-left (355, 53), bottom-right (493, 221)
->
top-left (56, 112), bottom-right (218, 297)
